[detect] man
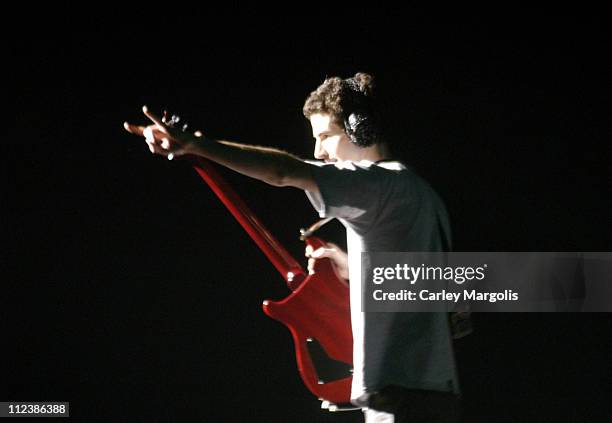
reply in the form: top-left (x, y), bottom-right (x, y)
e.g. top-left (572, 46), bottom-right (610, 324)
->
top-left (124, 73), bottom-right (460, 422)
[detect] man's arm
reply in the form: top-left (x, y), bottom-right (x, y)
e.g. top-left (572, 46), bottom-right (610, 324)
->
top-left (124, 106), bottom-right (319, 192)
top-left (187, 139), bottom-right (317, 191)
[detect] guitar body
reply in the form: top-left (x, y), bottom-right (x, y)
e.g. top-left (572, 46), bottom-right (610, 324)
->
top-left (263, 236), bottom-right (353, 405)
top-left (191, 159), bottom-right (353, 405)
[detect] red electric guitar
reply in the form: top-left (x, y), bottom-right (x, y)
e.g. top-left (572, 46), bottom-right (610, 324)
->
top-left (191, 157), bottom-right (353, 406)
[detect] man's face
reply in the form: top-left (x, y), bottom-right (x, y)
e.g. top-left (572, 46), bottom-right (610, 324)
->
top-left (309, 113), bottom-right (355, 162)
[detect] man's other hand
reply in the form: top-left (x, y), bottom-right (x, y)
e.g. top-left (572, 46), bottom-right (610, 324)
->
top-left (305, 242), bottom-right (349, 281)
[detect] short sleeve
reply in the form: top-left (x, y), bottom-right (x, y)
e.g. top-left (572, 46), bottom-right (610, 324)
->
top-left (304, 161), bottom-right (385, 226)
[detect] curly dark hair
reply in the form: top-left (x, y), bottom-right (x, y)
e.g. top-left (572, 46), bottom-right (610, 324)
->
top-left (302, 72), bottom-right (375, 125)
top-left (303, 72), bottom-right (382, 146)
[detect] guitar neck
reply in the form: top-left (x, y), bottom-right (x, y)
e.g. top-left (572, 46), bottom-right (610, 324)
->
top-left (192, 157), bottom-right (306, 289)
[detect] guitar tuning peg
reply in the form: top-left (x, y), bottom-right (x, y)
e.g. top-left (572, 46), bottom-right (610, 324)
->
top-left (160, 110), bottom-right (188, 131)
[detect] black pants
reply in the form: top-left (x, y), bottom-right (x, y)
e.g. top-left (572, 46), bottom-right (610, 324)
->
top-left (367, 385), bottom-right (461, 423)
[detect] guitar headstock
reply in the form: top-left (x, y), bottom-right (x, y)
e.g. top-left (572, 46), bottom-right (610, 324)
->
top-left (161, 110), bottom-right (189, 161)
top-left (162, 110), bottom-right (189, 132)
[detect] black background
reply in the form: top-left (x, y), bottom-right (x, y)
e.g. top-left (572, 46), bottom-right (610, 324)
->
top-left (6, 16), bottom-right (611, 422)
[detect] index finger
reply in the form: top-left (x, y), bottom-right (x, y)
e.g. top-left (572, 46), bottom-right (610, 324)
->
top-left (305, 245), bottom-right (314, 256)
top-left (123, 122), bottom-right (145, 136)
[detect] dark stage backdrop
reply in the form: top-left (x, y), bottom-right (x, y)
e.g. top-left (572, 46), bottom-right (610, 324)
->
top-left (6, 18), bottom-right (611, 422)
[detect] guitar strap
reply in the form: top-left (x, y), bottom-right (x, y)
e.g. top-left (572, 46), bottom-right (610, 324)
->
top-left (300, 217), bottom-right (335, 240)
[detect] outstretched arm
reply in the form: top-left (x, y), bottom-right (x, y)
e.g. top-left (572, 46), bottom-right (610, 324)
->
top-left (124, 106), bottom-right (318, 192)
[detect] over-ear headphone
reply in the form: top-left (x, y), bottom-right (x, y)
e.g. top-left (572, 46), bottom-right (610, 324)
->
top-left (341, 78), bottom-right (380, 148)
top-left (344, 111), bottom-right (376, 147)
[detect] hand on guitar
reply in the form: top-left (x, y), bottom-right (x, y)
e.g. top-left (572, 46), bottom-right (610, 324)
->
top-left (305, 242), bottom-right (349, 281)
top-left (123, 106), bottom-right (203, 160)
